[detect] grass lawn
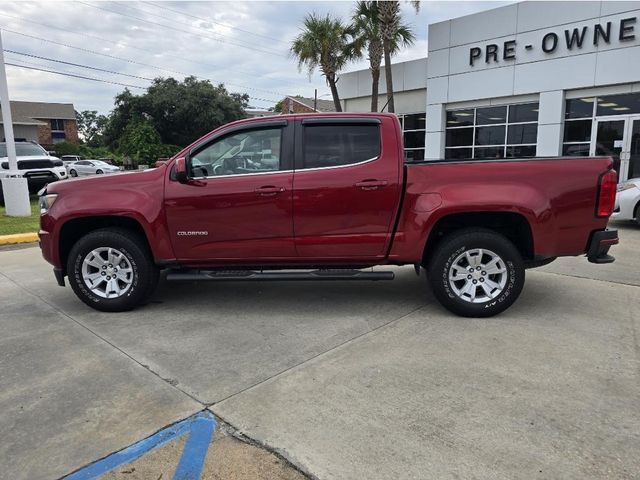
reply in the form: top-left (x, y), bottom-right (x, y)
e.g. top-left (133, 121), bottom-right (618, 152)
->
top-left (0, 196), bottom-right (40, 236)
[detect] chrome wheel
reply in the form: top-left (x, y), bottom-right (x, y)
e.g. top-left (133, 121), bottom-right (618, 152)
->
top-left (448, 248), bottom-right (507, 303)
top-left (81, 247), bottom-right (133, 299)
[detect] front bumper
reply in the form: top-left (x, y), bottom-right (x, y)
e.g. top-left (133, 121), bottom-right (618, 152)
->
top-left (586, 229), bottom-right (618, 264)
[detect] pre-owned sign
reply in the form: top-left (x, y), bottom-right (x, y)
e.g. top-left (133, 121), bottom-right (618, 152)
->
top-left (469, 17), bottom-right (636, 66)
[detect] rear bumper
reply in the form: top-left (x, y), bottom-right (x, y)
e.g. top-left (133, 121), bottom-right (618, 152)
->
top-left (587, 229), bottom-right (618, 264)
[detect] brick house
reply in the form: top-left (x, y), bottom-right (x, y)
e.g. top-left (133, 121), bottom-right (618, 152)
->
top-left (279, 96), bottom-right (336, 114)
top-left (0, 101), bottom-right (79, 148)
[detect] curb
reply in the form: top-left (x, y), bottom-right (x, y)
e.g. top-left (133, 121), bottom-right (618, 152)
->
top-left (0, 232), bottom-right (38, 245)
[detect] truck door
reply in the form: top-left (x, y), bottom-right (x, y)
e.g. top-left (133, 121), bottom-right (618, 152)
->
top-left (164, 121), bottom-right (296, 262)
top-left (292, 117), bottom-right (401, 259)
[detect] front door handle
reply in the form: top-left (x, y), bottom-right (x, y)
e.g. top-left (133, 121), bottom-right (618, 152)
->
top-left (354, 179), bottom-right (388, 190)
top-left (255, 185), bottom-right (285, 196)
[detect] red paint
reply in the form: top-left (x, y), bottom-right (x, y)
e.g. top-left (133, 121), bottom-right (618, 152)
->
top-left (39, 113), bottom-right (616, 272)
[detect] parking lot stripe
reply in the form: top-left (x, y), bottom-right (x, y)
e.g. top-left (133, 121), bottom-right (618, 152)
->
top-left (63, 410), bottom-right (216, 480)
top-left (172, 411), bottom-right (217, 480)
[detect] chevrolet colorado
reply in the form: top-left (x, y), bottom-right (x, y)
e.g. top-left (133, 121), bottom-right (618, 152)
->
top-left (38, 113), bottom-right (618, 317)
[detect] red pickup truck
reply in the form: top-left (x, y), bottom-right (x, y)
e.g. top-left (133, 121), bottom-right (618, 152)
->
top-left (38, 113), bottom-right (618, 317)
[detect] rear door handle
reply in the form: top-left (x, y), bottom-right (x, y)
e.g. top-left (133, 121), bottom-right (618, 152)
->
top-left (354, 179), bottom-right (388, 190)
top-left (255, 185), bottom-right (285, 196)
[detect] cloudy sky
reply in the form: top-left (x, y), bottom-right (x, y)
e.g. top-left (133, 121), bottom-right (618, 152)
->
top-left (1, 1), bottom-right (510, 115)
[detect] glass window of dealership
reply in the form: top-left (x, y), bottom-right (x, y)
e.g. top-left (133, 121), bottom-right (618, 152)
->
top-left (442, 92), bottom-right (640, 181)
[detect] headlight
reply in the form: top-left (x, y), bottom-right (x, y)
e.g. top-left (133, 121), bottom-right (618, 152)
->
top-left (617, 182), bottom-right (638, 192)
top-left (39, 193), bottom-right (58, 214)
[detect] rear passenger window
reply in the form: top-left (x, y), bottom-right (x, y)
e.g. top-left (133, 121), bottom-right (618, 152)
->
top-left (302, 124), bottom-right (380, 169)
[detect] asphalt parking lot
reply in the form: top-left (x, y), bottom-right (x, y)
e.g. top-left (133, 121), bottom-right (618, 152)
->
top-left (1, 220), bottom-right (639, 480)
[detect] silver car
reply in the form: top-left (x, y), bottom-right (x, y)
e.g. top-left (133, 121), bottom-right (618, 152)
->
top-left (68, 160), bottom-right (120, 177)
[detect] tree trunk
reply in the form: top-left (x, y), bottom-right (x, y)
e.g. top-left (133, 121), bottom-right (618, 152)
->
top-left (383, 41), bottom-right (394, 113)
top-left (328, 78), bottom-right (342, 112)
top-left (371, 68), bottom-right (380, 112)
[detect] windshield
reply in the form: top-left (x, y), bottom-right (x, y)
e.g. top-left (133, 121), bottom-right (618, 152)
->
top-left (92, 160), bottom-right (109, 166)
top-left (0, 143), bottom-right (47, 157)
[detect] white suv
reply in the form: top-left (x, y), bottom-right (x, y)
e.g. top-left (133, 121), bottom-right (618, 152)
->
top-left (0, 142), bottom-right (67, 203)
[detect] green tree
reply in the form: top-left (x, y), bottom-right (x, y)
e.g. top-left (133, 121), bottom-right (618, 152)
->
top-left (291, 14), bottom-right (353, 112)
top-left (377, 0), bottom-right (420, 113)
top-left (104, 77), bottom-right (249, 148)
top-left (350, 1), bottom-right (414, 112)
top-left (271, 100), bottom-right (284, 113)
top-left (75, 110), bottom-right (108, 147)
top-left (50, 141), bottom-right (80, 156)
top-left (118, 118), bottom-right (180, 164)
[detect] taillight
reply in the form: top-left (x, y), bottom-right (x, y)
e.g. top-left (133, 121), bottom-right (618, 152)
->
top-left (596, 169), bottom-right (617, 218)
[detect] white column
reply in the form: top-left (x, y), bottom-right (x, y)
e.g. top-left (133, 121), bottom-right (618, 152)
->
top-left (425, 103), bottom-right (446, 160)
top-left (536, 90), bottom-right (565, 157)
top-left (0, 28), bottom-right (31, 216)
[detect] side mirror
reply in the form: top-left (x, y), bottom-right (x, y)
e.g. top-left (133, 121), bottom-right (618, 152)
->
top-left (175, 157), bottom-right (188, 183)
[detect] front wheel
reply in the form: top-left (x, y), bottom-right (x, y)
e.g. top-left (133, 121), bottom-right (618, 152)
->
top-left (67, 228), bottom-right (159, 312)
top-left (427, 229), bottom-right (525, 317)
top-left (95, 169), bottom-right (104, 174)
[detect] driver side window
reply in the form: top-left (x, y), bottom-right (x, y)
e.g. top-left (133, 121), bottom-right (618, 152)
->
top-left (190, 128), bottom-right (282, 177)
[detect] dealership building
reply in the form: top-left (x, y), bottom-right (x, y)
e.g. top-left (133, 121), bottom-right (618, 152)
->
top-left (337, 1), bottom-right (640, 182)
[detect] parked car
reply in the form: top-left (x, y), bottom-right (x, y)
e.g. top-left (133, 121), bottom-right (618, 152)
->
top-left (67, 160), bottom-right (120, 177)
top-left (613, 178), bottom-right (640, 224)
top-left (38, 113), bottom-right (618, 316)
top-left (60, 155), bottom-right (82, 166)
top-left (0, 141), bottom-right (67, 204)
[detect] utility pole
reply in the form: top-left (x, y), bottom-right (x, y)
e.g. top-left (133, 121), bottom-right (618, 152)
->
top-left (0, 28), bottom-right (30, 216)
top-left (314, 89), bottom-right (317, 112)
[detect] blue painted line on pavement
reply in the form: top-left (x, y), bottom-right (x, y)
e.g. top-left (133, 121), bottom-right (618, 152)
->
top-left (64, 410), bottom-right (217, 480)
top-left (172, 412), bottom-right (216, 480)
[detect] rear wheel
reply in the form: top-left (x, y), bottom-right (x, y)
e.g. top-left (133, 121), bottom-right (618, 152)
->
top-left (69, 169), bottom-right (77, 177)
top-left (635, 201), bottom-right (640, 226)
top-left (67, 228), bottom-right (158, 312)
top-left (427, 228), bottom-right (525, 317)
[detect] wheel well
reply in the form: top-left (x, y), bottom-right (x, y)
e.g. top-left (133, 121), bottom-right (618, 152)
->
top-left (634, 199), bottom-right (640, 220)
top-left (422, 212), bottom-right (534, 265)
top-left (59, 216), bottom-right (151, 269)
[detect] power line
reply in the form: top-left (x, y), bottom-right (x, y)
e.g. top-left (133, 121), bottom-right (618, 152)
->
top-left (0, 11), bottom-right (300, 88)
top-left (5, 50), bottom-right (155, 82)
top-left (76, 1), bottom-right (287, 59)
top-left (0, 28), bottom-right (283, 100)
top-left (111, 1), bottom-right (287, 55)
top-left (4, 55), bottom-right (278, 106)
top-left (5, 61), bottom-right (147, 89)
top-left (142, 0), bottom-right (289, 45)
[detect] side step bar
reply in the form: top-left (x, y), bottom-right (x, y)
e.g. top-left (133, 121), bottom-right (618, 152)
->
top-left (166, 269), bottom-right (395, 282)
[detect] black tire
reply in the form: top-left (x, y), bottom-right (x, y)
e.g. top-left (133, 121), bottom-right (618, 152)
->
top-left (635, 201), bottom-right (640, 226)
top-left (427, 228), bottom-right (525, 318)
top-left (96, 169), bottom-right (104, 174)
top-left (0, 182), bottom-right (4, 206)
top-left (69, 169), bottom-right (77, 177)
top-left (67, 228), bottom-right (159, 312)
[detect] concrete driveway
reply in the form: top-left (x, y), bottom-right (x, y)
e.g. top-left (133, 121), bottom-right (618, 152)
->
top-left (0, 221), bottom-right (638, 479)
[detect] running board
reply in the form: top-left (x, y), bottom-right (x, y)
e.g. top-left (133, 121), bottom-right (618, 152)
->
top-left (166, 269), bottom-right (395, 282)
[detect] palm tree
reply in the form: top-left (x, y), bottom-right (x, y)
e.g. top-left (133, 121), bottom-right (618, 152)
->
top-left (350, 1), bottom-right (414, 112)
top-left (378, 0), bottom-right (420, 113)
top-left (291, 14), bottom-right (352, 112)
